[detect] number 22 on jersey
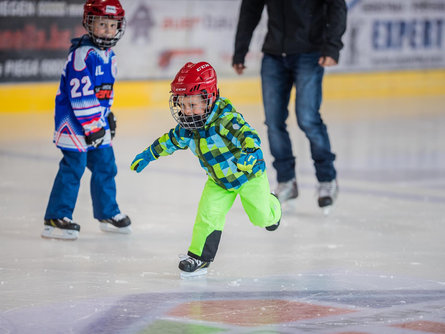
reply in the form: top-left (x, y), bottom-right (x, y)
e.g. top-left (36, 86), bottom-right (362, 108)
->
top-left (70, 76), bottom-right (94, 98)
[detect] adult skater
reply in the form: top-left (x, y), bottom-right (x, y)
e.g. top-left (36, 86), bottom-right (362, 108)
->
top-left (232, 0), bottom-right (347, 213)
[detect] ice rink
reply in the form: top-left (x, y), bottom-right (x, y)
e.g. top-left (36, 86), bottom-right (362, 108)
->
top-left (1, 94), bottom-right (444, 333)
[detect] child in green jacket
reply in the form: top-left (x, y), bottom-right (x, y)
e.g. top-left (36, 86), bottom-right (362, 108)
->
top-left (131, 62), bottom-right (281, 278)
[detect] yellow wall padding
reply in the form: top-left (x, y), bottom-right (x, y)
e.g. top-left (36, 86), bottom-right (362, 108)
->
top-left (1, 69), bottom-right (444, 113)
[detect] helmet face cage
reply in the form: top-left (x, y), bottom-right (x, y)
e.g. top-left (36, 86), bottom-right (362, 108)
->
top-left (84, 14), bottom-right (126, 48)
top-left (169, 92), bottom-right (214, 130)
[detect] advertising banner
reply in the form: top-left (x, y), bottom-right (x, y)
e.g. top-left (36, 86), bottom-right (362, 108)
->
top-left (0, 0), bottom-right (85, 82)
top-left (336, 0), bottom-right (445, 72)
top-left (0, 0), bottom-right (444, 82)
top-left (113, 0), bottom-right (266, 80)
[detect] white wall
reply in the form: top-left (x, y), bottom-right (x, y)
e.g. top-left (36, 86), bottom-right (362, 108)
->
top-left (1, 0), bottom-right (444, 82)
top-left (115, 0), bottom-right (445, 79)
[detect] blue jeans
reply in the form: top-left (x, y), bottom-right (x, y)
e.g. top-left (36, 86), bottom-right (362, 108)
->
top-left (44, 147), bottom-right (120, 221)
top-left (261, 52), bottom-right (336, 183)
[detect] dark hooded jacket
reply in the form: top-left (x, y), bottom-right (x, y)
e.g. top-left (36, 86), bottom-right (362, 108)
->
top-left (233, 0), bottom-right (347, 64)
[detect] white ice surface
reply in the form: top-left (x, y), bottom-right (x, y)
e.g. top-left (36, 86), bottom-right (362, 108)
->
top-left (0, 95), bottom-right (444, 333)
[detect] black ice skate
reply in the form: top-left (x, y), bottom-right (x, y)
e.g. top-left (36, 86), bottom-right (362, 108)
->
top-left (318, 180), bottom-right (338, 215)
top-left (266, 193), bottom-right (281, 231)
top-left (99, 213), bottom-right (132, 234)
top-left (266, 220), bottom-right (280, 231)
top-left (178, 255), bottom-right (210, 279)
top-left (41, 218), bottom-right (80, 240)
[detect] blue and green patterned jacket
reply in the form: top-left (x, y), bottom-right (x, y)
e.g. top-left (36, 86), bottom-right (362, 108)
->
top-left (149, 97), bottom-right (265, 191)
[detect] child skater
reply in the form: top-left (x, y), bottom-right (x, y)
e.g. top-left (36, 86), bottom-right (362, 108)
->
top-left (42, 0), bottom-right (131, 240)
top-left (130, 62), bottom-right (281, 277)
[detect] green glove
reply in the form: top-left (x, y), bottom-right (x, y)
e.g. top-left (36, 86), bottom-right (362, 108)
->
top-left (236, 148), bottom-right (261, 172)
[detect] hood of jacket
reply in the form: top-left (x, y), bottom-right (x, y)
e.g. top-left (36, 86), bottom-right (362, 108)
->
top-left (204, 97), bottom-right (232, 127)
top-left (69, 34), bottom-right (96, 53)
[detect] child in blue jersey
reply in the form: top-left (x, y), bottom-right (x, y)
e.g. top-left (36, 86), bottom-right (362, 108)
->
top-left (42, 0), bottom-right (130, 240)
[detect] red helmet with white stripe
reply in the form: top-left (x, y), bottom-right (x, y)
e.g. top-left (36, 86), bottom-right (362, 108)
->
top-left (170, 62), bottom-right (218, 100)
top-left (83, 0), bottom-right (126, 48)
top-left (169, 62), bottom-right (219, 130)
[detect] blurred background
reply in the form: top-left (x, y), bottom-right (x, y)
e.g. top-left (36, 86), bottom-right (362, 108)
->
top-left (1, 0), bottom-right (444, 111)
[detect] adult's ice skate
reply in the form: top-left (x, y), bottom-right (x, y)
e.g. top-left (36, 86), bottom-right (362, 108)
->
top-left (318, 180), bottom-right (338, 215)
top-left (274, 178), bottom-right (298, 203)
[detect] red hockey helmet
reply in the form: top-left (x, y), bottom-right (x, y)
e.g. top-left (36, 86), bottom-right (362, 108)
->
top-left (169, 62), bottom-right (219, 130)
top-left (83, 0), bottom-right (126, 48)
top-left (170, 62), bottom-right (218, 99)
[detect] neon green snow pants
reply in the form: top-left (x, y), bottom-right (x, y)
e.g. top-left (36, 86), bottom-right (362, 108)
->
top-left (188, 172), bottom-right (281, 262)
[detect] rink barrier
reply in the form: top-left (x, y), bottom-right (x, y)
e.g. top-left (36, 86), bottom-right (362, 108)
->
top-left (0, 69), bottom-right (444, 113)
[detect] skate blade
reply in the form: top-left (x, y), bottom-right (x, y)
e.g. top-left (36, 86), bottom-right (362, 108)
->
top-left (180, 268), bottom-right (208, 279)
top-left (41, 226), bottom-right (78, 240)
top-left (279, 199), bottom-right (297, 215)
top-left (99, 223), bottom-right (132, 234)
top-left (321, 205), bottom-right (333, 216)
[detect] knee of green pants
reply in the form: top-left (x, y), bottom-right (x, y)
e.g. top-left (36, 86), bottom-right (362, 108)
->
top-left (249, 192), bottom-right (281, 227)
top-left (239, 174), bottom-right (282, 227)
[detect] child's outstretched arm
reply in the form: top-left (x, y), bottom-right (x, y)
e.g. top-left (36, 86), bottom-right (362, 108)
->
top-left (130, 125), bottom-right (192, 173)
top-left (130, 146), bottom-right (158, 173)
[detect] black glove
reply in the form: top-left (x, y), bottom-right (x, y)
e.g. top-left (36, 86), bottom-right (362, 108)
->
top-left (107, 112), bottom-right (116, 139)
top-left (85, 127), bottom-right (106, 148)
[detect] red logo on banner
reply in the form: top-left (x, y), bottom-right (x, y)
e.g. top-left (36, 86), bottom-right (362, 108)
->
top-left (0, 24), bottom-right (84, 51)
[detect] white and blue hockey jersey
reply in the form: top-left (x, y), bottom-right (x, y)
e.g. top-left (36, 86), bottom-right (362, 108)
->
top-left (53, 35), bottom-right (117, 152)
